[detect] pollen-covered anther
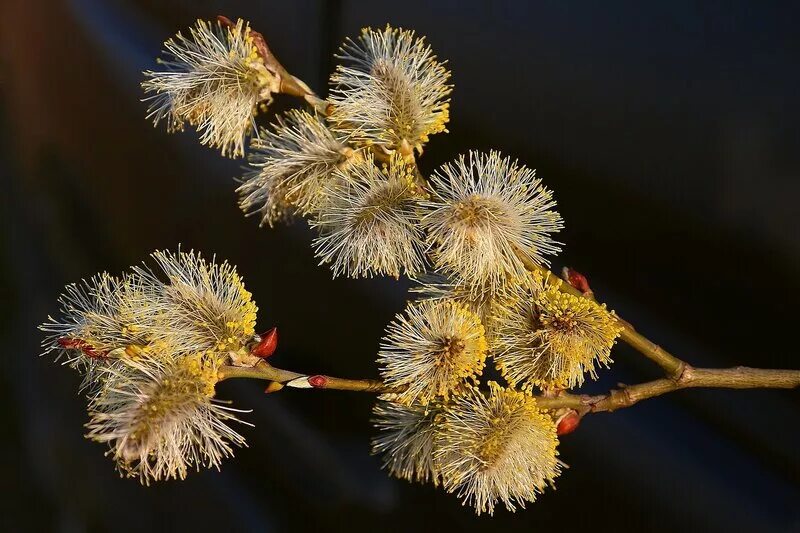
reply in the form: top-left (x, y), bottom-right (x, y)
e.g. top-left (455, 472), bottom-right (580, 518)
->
top-left (124, 344), bottom-right (145, 359)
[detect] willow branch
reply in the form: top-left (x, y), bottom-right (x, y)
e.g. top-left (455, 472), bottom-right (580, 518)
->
top-left (219, 361), bottom-right (800, 417)
top-left (514, 252), bottom-right (686, 377)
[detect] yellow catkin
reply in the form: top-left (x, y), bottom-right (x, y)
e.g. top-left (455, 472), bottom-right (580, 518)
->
top-left (435, 382), bottom-right (561, 515)
top-left (238, 109), bottom-right (361, 227)
top-left (41, 249), bottom-right (266, 397)
top-left (328, 25), bottom-right (452, 154)
top-left (310, 154), bottom-right (427, 279)
top-left (142, 18), bottom-right (278, 157)
top-left (371, 400), bottom-right (445, 486)
top-left (420, 151), bottom-right (563, 298)
top-left (378, 299), bottom-right (488, 405)
top-left (493, 272), bottom-right (623, 390)
top-left (86, 351), bottom-right (246, 485)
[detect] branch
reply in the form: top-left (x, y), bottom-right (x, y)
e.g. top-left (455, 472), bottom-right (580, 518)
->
top-left (216, 250), bottom-right (798, 418)
top-left (219, 361), bottom-right (800, 417)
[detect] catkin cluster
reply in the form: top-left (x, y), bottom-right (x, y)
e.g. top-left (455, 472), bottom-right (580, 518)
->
top-left (40, 250), bottom-right (261, 484)
top-left (42, 17), bottom-right (626, 514)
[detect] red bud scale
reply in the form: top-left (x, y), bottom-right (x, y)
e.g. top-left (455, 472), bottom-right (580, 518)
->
top-left (251, 327), bottom-right (278, 358)
top-left (556, 411), bottom-right (581, 436)
top-left (308, 375), bottom-right (327, 388)
top-left (57, 337), bottom-right (108, 359)
top-left (564, 267), bottom-right (592, 295)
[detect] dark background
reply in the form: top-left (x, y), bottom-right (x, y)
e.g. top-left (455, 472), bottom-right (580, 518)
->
top-left (2, 1), bottom-right (799, 531)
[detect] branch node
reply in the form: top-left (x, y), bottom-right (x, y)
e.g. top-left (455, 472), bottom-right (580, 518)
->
top-left (675, 363), bottom-right (695, 385)
top-left (607, 387), bottom-right (635, 411)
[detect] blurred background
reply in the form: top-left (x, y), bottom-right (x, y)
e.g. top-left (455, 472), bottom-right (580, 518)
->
top-left (1, 1), bottom-right (799, 531)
